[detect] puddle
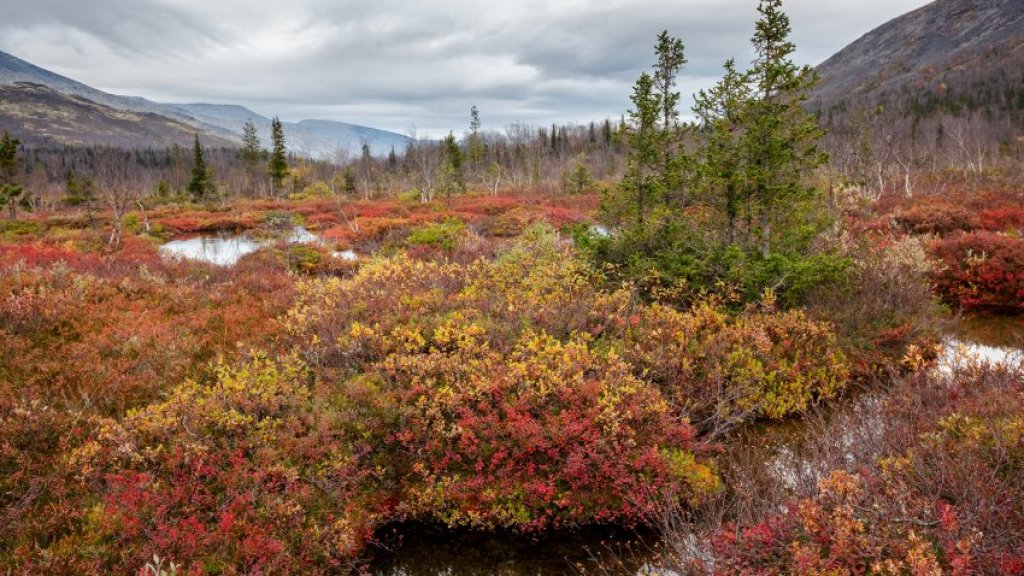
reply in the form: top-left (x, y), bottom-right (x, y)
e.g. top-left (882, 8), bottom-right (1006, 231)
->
top-left (335, 249), bottom-right (358, 261)
top-left (161, 226), bottom-right (358, 266)
top-left (940, 315), bottom-right (1024, 371)
top-left (160, 234), bottom-right (264, 267)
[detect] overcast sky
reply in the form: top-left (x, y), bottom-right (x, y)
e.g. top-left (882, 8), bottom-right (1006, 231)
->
top-left (0, 0), bottom-right (930, 136)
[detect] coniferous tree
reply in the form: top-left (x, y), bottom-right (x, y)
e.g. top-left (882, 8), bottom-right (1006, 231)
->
top-left (187, 135), bottom-right (212, 201)
top-left (0, 132), bottom-right (24, 219)
top-left (440, 132), bottom-right (465, 207)
top-left (693, 59), bottom-right (751, 245)
top-left (590, 0), bottom-right (840, 305)
top-left (240, 120), bottom-right (261, 193)
top-left (614, 71), bottom-right (663, 228)
top-left (268, 117), bottom-right (289, 197)
top-left (743, 0), bottom-right (827, 256)
top-left (467, 106), bottom-right (485, 175)
top-left (653, 31), bottom-right (688, 203)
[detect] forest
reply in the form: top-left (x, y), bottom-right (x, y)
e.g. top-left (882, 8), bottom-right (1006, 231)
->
top-left (2, 1), bottom-right (1023, 575)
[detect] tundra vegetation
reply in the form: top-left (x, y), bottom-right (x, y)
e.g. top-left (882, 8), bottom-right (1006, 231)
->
top-left (1, 1), bottom-right (1023, 574)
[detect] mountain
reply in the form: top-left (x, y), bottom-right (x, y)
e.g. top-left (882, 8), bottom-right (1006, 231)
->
top-left (0, 82), bottom-right (238, 149)
top-left (0, 50), bottom-right (411, 158)
top-left (810, 0), bottom-right (1024, 125)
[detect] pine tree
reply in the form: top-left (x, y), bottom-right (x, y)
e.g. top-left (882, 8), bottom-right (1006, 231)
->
top-left (187, 135), bottom-right (212, 201)
top-left (268, 117), bottom-right (289, 196)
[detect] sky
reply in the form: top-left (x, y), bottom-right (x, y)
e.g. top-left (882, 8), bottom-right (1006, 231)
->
top-left (0, 0), bottom-right (932, 137)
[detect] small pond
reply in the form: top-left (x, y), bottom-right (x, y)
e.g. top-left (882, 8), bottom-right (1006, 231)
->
top-left (161, 226), bottom-right (357, 266)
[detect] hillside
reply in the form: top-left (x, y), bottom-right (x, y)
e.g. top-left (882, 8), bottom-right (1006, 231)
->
top-left (810, 0), bottom-right (1024, 124)
top-left (0, 50), bottom-right (411, 157)
top-left (0, 83), bottom-right (237, 148)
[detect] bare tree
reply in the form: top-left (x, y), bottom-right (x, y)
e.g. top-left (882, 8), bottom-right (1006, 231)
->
top-left (95, 147), bottom-right (149, 246)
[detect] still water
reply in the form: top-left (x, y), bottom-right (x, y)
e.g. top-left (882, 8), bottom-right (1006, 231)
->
top-left (161, 227), bottom-right (357, 266)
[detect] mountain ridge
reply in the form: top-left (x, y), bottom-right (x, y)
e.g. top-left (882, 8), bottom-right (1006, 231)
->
top-left (0, 50), bottom-right (411, 158)
top-left (810, 0), bottom-right (1024, 113)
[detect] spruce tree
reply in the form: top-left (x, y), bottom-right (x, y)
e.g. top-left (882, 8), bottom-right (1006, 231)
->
top-left (440, 132), bottom-right (465, 207)
top-left (653, 31), bottom-right (687, 203)
top-left (0, 132), bottom-right (23, 219)
top-left (240, 120), bottom-right (261, 193)
top-left (614, 71), bottom-right (662, 228)
top-left (743, 0), bottom-right (827, 257)
top-left (268, 117), bottom-right (289, 196)
top-left (187, 135), bottom-right (212, 201)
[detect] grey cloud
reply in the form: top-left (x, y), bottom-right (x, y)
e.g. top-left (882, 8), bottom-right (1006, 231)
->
top-left (0, 0), bottom-right (931, 136)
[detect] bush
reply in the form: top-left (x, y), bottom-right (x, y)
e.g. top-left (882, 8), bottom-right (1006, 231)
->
top-left (406, 218), bottom-right (466, 251)
top-left (808, 235), bottom-right (944, 374)
top-left (622, 299), bottom-right (849, 431)
top-left (284, 226), bottom-right (852, 530)
top-left (931, 231), bottom-right (1024, 312)
top-left (978, 205), bottom-right (1024, 234)
top-left (74, 355), bottom-right (373, 574)
top-left (894, 202), bottom-right (980, 235)
top-left (707, 361), bottom-right (1024, 576)
top-left (380, 328), bottom-right (718, 529)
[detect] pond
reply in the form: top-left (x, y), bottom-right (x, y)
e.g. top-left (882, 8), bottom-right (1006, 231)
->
top-left (160, 226), bottom-right (358, 266)
top-left (159, 234), bottom-right (263, 267)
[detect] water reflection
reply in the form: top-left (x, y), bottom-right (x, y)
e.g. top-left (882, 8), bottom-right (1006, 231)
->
top-left (160, 234), bottom-right (263, 266)
top-left (161, 227), bottom-right (358, 266)
top-left (941, 315), bottom-right (1024, 371)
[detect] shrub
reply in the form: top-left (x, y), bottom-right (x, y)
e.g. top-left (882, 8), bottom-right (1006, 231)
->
top-left (406, 218), bottom-right (466, 252)
top-left (74, 356), bottom-right (373, 575)
top-left (808, 235), bottom-right (944, 374)
top-left (707, 361), bottom-right (1024, 576)
top-left (894, 202), bottom-right (980, 235)
top-left (621, 299), bottom-right (849, 431)
top-left (379, 328), bottom-right (718, 529)
top-left (978, 205), bottom-right (1024, 233)
top-left (931, 231), bottom-right (1024, 312)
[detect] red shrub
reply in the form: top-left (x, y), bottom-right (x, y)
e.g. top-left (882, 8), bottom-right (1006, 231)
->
top-left (894, 202), bottom-right (980, 235)
top-left (978, 205), bottom-right (1024, 233)
top-left (930, 231), bottom-right (1024, 311)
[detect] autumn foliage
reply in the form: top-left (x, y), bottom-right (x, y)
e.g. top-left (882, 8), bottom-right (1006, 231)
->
top-left (931, 231), bottom-right (1024, 312)
top-left (707, 360), bottom-right (1024, 575)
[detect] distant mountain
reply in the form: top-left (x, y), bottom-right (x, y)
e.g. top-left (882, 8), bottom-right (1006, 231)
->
top-left (0, 83), bottom-right (237, 149)
top-left (0, 50), bottom-right (411, 158)
top-left (810, 0), bottom-right (1024, 126)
